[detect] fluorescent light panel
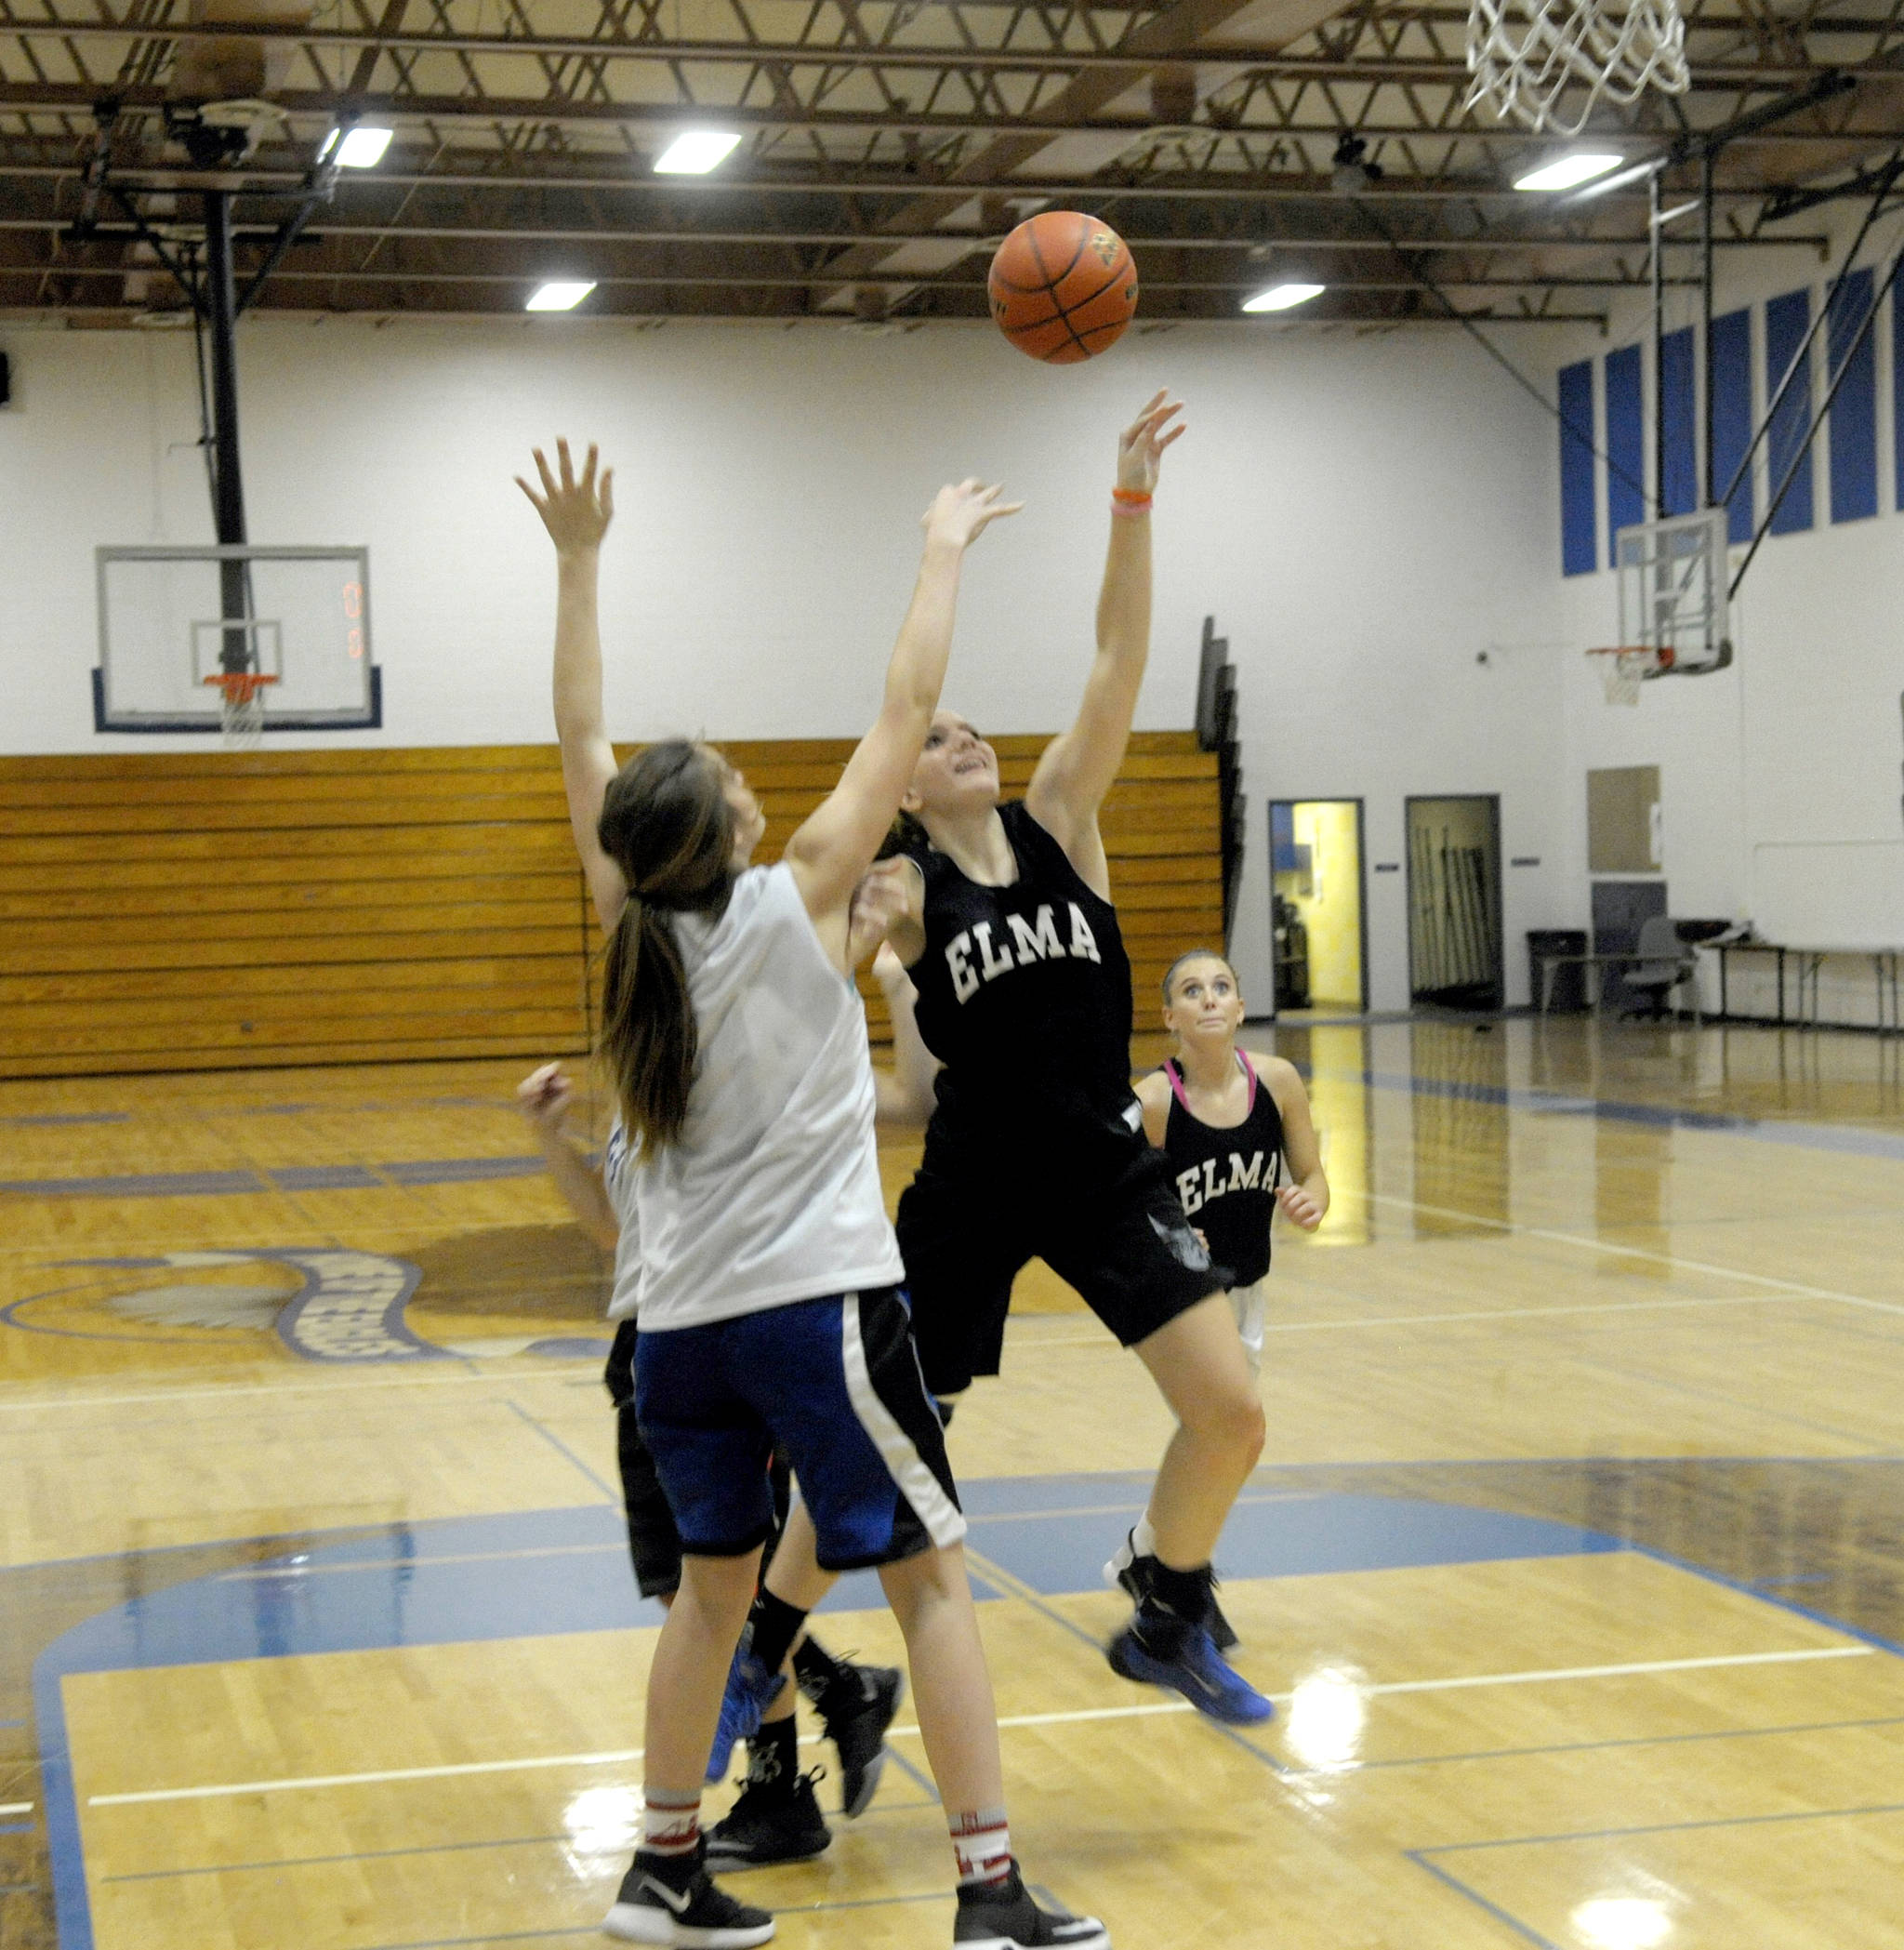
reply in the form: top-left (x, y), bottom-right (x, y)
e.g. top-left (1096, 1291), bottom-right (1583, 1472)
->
top-left (526, 281), bottom-right (596, 312)
top-left (654, 130), bottom-right (742, 175)
top-left (337, 126), bottom-right (393, 168)
top-left (1242, 283), bottom-right (1325, 313)
top-left (1514, 153), bottom-right (1622, 192)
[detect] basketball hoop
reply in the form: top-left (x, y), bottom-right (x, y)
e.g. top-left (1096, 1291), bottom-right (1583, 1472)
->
top-left (204, 670), bottom-right (278, 748)
top-left (1586, 643), bottom-right (1671, 706)
top-left (1465, 0), bottom-right (1689, 136)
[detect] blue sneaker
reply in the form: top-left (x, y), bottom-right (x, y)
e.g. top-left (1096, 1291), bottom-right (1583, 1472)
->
top-left (1106, 1613), bottom-right (1274, 1727)
top-left (707, 1646), bottom-right (788, 1784)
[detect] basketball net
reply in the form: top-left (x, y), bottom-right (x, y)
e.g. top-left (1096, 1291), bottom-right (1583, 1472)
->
top-left (1465, 0), bottom-right (1689, 136)
top-left (1587, 644), bottom-right (1667, 706)
top-left (205, 670), bottom-right (278, 749)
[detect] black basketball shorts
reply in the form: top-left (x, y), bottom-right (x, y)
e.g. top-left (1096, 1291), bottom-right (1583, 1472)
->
top-left (894, 1142), bottom-right (1229, 1399)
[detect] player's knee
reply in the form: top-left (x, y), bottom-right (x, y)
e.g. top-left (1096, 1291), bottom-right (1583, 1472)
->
top-left (1194, 1386), bottom-right (1264, 1462)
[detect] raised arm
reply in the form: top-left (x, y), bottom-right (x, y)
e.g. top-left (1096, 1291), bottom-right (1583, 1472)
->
top-left (1025, 392), bottom-right (1184, 897)
top-left (518, 440), bottom-right (626, 931)
top-left (784, 479), bottom-right (1019, 965)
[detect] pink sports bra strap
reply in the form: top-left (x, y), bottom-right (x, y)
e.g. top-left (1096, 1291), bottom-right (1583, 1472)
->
top-left (1236, 1046), bottom-right (1259, 1113)
top-left (1163, 1057), bottom-right (1192, 1113)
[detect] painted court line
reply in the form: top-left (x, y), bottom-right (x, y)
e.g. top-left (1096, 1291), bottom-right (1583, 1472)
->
top-left (87, 1645), bottom-right (1874, 1811)
top-left (1356, 1186), bottom-right (1904, 1320)
top-left (87, 1750), bottom-right (644, 1809)
top-left (0, 1803), bottom-right (32, 1817)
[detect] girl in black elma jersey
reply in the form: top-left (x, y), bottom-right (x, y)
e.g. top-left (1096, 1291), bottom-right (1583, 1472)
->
top-left (1133, 948), bottom-right (1329, 1376)
top-left (877, 393), bottom-right (1276, 1729)
top-left (1113, 949), bottom-right (1328, 1651)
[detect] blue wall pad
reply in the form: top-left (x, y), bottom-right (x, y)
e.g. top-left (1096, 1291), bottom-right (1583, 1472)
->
top-left (1765, 287), bottom-right (1816, 534)
top-left (1710, 307), bottom-right (1755, 543)
top-left (1605, 343), bottom-right (1646, 562)
top-left (1558, 359), bottom-right (1596, 575)
top-left (1660, 326), bottom-right (1697, 516)
top-left (1827, 266), bottom-right (1878, 524)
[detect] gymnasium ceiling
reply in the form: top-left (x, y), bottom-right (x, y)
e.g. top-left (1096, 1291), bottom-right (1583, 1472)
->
top-left (1, 0), bottom-right (1901, 330)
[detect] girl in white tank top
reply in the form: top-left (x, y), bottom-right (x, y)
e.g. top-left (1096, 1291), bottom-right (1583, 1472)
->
top-left (521, 438), bottom-right (1107, 1950)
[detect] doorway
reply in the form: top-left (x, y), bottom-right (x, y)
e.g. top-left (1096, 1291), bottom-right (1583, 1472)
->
top-left (1406, 796), bottom-right (1503, 1010)
top-left (1269, 800), bottom-right (1367, 1013)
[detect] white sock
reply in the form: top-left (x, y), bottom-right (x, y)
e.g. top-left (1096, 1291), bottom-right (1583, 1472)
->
top-left (1132, 1515), bottom-right (1157, 1559)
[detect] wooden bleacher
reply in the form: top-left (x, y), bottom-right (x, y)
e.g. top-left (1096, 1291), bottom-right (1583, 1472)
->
top-left (0, 734), bottom-right (1222, 1078)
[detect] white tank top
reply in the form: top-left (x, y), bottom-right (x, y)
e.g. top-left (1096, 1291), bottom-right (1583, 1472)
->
top-left (620, 862), bottom-right (905, 1333)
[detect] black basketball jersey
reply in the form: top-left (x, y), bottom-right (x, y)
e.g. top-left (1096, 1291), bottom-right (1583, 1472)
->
top-left (902, 801), bottom-right (1140, 1173)
top-left (1160, 1051), bottom-right (1284, 1288)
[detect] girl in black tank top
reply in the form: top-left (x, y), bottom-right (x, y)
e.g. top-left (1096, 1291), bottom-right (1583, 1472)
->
top-left (876, 393), bottom-right (1289, 1731)
top-left (1135, 949), bottom-right (1330, 1292)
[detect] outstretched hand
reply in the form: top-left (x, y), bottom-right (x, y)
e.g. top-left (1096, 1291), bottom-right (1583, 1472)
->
top-left (518, 439), bottom-right (615, 555)
top-left (516, 1061), bottom-right (576, 1135)
top-left (1116, 391), bottom-right (1186, 496)
top-left (922, 478), bottom-right (1023, 551)
top-left (848, 856), bottom-right (919, 966)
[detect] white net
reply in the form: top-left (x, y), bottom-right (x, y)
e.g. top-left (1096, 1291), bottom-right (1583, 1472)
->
top-left (220, 688), bottom-right (267, 749)
top-left (1590, 646), bottom-right (1662, 705)
top-left (1465, 0), bottom-right (1690, 136)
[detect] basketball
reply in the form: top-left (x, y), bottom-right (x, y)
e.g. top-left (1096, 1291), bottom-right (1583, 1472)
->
top-left (988, 211), bottom-right (1139, 364)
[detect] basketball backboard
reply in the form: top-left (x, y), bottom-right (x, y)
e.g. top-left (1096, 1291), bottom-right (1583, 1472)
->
top-left (93, 545), bottom-right (379, 734)
top-left (1614, 509), bottom-right (1731, 672)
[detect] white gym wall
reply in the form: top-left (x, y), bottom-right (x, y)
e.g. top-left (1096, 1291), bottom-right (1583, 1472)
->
top-left (0, 313), bottom-right (1575, 1011)
top-left (1551, 194), bottom-right (1904, 1019)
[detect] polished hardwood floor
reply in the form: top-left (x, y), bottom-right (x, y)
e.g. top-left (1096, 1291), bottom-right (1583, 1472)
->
top-left (4, 1013), bottom-right (1903, 1949)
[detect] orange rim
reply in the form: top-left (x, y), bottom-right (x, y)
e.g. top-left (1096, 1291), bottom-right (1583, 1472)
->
top-left (202, 672), bottom-right (281, 705)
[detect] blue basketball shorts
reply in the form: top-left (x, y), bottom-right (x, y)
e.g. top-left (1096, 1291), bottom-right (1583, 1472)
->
top-left (633, 1286), bottom-right (967, 1572)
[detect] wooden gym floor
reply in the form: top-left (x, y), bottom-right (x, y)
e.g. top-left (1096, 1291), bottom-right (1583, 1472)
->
top-left (4, 1013), bottom-right (1904, 1950)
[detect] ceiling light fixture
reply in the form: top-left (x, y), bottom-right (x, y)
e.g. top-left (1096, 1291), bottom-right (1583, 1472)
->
top-left (1514, 153), bottom-right (1623, 192)
top-left (654, 130), bottom-right (742, 175)
top-left (526, 281), bottom-right (597, 312)
top-left (1242, 283), bottom-right (1325, 313)
top-left (336, 126), bottom-right (392, 168)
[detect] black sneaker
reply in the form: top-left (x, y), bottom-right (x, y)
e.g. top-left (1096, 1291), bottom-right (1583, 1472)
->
top-left (821, 1663), bottom-right (906, 1817)
top-left (953, 1863), bottom-right (1109, 1948)
top-left (602, 1843), bottom-right (775, 1946)
top-left (1102, 1530), bottom-right (1239, 1652)
top-left (705, 1768), bottom-right (831, 1870)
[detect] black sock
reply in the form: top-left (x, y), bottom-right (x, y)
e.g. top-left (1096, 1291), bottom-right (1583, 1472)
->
top-left (793, 1636), bottom-right (850, 1710)
top-left (1144, 1560), bottom-right (1212, 1625)
top-left (747, 1589), bottom-right (808, 1678)
top-left (743, 1711), bottom-right (800, 1798)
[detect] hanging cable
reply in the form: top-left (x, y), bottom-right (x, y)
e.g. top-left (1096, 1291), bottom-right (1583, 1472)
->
top-left (1343, 187), bottom-right (1652, 507)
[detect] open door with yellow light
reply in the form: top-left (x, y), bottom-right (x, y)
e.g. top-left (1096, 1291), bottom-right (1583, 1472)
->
top-left (1268, 799), bottom-right (1368, 1015)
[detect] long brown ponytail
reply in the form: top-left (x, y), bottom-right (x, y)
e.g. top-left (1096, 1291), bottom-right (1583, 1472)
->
top-left (596, 739), bottom-right (735, 1152)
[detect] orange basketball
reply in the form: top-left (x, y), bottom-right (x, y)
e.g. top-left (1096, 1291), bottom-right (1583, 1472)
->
top-left (988, 211), bottom-right (1139, 365)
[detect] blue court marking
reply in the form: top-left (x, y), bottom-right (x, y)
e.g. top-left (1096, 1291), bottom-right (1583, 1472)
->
top-left (99, 1834), bottom-right (581, 1883)
top-left (503, 1401), bottom-right (617, 1502)
top-left (1421, 1796), bottom-right (1904, 1855)
top-left (0, 1156), bottom-right (546, 1200)
top-left (0, 1824), bottom-right (33, 1837)
top-left (29, 1479), bottom-right (1615, 1950)
top-left (1299, 1710), bottom-right (1904, 1778)
top-left (1630, 1542), bottom-right (1904, 1656)
top-left (1, 1112), bottom-right (130, 1125)
top-left (1405, 1851), bottom-right (1560, 1950)
top-left (1407, 1796), bottom-right (1904, 1946)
